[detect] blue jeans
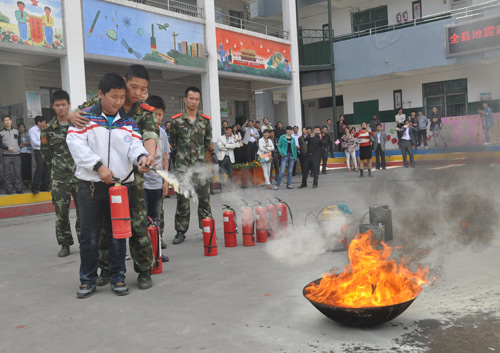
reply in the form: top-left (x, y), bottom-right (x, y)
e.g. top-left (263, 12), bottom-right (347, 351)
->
top-left (145, 188), bottom-right (162, 222)
top-left (276, 153), bottom-right (295, 187)
top-left (78, 181), bottom-right (126, 285)
top-left (45, 26), bottom-right (53, 44)
top-left (18, 22), bottom-right (27, 40)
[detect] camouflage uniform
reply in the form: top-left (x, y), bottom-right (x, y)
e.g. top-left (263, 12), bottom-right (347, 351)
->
top-left (171, 112), bottom-right (212, 233)
top-left (41, 117), bottom-right (80, 246)
top-left (78, 97), bottom-right (158, 273)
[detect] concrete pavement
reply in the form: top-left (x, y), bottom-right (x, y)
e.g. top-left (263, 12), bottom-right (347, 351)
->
top-left (1, 164), bottom-right (499, 353)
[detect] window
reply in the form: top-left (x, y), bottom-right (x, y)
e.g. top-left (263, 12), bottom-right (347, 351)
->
top-left (40, 87), bottom-right (61, 120)
top-left (352, 6), bottom-right (388, 33)
top-left (229, 10), bottom-right (245, 29)
top-left (235, 100), bottom-right (249, 125)
top-left (423, 79), bottom-right (467, 117)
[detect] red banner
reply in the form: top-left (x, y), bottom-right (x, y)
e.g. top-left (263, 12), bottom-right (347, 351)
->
top-left (29, 16), bottom-right (44, 43)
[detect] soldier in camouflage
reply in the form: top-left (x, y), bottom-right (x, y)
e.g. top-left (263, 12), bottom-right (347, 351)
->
top-left (41, 90), bottom-right (80, 257)
top-left (171, 86), bottom-right (212, 245)
top-left (69, 65), bottom-right (157, 290)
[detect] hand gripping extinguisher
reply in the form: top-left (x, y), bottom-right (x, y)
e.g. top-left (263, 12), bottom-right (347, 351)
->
top-left (147, 217), bottom-right (162, 274)
top-left (275, 197), bottom-right (294, 237)
top-left (241, 201), bottom-right (255, 246)
top-left (266, 198), bottom-right (279, 240)
top-left (109, 179), bottom-right (132, 239)
top-left (222, 205), bottom-right (237, 247)
top-left (255, 202), bottom-right (269, 243)
top-left (202, 213), bottom-right (218, 256)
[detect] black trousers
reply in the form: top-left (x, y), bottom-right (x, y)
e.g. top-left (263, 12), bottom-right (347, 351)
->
top-left (301, 154), bottom-right (320, 187)
top-left (219, 155), bottom-right (233, 183)
top-left (271, 151), bottom-right (280, 177)
top-left (32, 150), bottom-right (50, 191)
top-left (400, 140), bottom-right (415, 167)
top-left (418, 130), bottom-right (428, 147)
top-left (320, 148), bottom-right (329, 173)
top-left (245, 142), bottom-right (258, 163)
top-left (375, 145), bottom-right (386, 169)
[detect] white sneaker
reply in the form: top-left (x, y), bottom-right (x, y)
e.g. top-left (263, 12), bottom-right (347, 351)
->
top-left (484, 142), bottom-right (489, 145)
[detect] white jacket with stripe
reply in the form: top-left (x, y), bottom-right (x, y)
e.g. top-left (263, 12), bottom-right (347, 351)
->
top-left (66, 104), bottom-right (147, 183)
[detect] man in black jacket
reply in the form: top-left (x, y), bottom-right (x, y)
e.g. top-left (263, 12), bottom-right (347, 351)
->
top-left (320, 126), bottom-right (332, 174)
top-left (298, 126), bottom-right (328, 189)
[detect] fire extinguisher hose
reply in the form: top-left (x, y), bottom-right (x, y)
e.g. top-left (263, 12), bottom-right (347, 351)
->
top-left (275, 197), bottom-right (295, 228)
top-left (206, 217), bottom-right (216, 255)
top-left (148, 216), bottom-right (161, 268)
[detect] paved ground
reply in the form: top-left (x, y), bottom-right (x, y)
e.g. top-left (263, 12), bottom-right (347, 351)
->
top-left (1, 164), bottom-right (499, 353)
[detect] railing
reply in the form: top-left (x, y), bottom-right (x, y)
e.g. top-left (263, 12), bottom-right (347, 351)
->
top-left (217, 13), bottom-right (289, 40)
top-left (128, 0), bottom-right (204, 18)
top-left (332, 0), bottom-right (500, 42)
top-left (298, 28), bottom-right (333, 45)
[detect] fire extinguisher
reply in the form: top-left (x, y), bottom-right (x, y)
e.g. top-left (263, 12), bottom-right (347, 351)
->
top-left (202, 214), bottom-right (218, 256)
top-left (241, 202), bottom-right (255, 246)
top-left (255, 202), bottom-right (269, 243)
top-left (396, 12), bottom-right (402, 23)
top-left (266, 198), bottom-right (279, 240)
top-left (147, 217), bottom-right (162, 274)
top-left (222, 204), bottom-right (237, 247)
top-left (275, 197), bottom-right (294, 237)
top-left (403, 10), bottom-right (408, 22)
top-left (109, 180), bottom-right (132, 239)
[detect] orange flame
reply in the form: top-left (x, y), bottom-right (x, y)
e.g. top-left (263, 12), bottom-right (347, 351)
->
top-left (305, 230), bottom-right (429, 308)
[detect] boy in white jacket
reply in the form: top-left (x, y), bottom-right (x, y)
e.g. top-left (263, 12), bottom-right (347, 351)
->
top-left (67, 73), bottom-right (149, 299)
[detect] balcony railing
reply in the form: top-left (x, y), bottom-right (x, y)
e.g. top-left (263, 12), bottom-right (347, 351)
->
top-left (216, 13), bottom-right (289, 40)
top-left (332, 0), bottom-right (500, 42)
top-left (128, 0), bottom-right (204, 18)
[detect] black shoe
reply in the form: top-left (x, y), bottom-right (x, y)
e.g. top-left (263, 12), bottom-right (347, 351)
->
top-left (137, 272), bottom-right (153, 290)
top-left (312, 185), bottom-right (318, 189)
top-left (368, 169), bottom-right (372, 177)
top-left (161, 238), bottom-right (167, 249)
top-left (297, 185), bottom-right (307, 189)
top-left (359, 170), bottom-right (364, 178)
top-left (96, 269), bottom-right (110, 287)
top-left (404, 166), bottom-right (409, 168)
top-left (6, 190), bottom-right (12, 195)
top-left (110, 282), bottom-right (129, 296)
top-left (31, 189), bottom-right (39, 195)
top-left (162, 255), bottom-right (169, 262)
top-left (77, 284), bottom-right (96, 299)
top-left (16, 189), bottom-right (23, 194)
top-left (173, 233), bottom-right (186, 245)
top-left (322, 171), bottom-right (327, 175)
top-left (58, 244), bottom-right (70, 257)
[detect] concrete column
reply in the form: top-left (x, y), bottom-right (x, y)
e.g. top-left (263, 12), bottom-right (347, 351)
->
top-left (199, 0), bottom-right (221, 141)
top-left (282, 0), bottom-right (302, 129)
top-left (60, 0), bottom-right (87, 107)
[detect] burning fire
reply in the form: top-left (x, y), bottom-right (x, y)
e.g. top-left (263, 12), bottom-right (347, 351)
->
top-left (305, 230), bottom-right (429, 308)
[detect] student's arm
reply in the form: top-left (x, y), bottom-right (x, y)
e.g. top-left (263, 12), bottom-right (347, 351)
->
top-left (0, 135), bottom-right (10, 151)
top-left (217, 136), bottom-right (227, 151)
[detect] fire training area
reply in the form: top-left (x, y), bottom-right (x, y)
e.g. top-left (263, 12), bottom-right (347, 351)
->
top-left (1, 164), bottom-right (499, 353)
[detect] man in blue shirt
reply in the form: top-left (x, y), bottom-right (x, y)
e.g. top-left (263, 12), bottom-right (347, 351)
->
top-left (478, 102), bottom-right (494, 145)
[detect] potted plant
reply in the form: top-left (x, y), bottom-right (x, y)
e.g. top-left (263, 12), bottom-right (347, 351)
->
top-left (232, 161), bottom-right (265, 186)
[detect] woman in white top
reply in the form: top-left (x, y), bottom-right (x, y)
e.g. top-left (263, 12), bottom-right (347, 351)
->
top-left (258, 129), bottom-right (275, 189)
top-left (232, 125), bottom-right (243, 164)
top-left (395, 108), bottom-right (406, 125)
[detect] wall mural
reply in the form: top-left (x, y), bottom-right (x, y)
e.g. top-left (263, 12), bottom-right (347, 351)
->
top-left (83, 0), bottom-right (205, 68)
top-left (0, 0), bottom-right (64, 49)
top-left (216, 28), bottom-right (291, 80)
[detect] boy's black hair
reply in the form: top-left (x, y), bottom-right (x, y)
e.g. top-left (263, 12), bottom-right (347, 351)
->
top-left (99, 73), bottom-right (126, 95)
top-left (321, 125), bottom-right (328, 129)
top-left (51, 90), bottom-right (70, 104)
top-left (373, 113), bottom-right (378, 116)
top-left (285, 125), bottom-right (293, 130)
top-left (313, 125), bottom-right (321, 130)
top-left (146, 95), bottom-right (166, 111)
top-left (1, 115), bottom-right (11, 122)
top-left (361, 121), bottom-right (367, 125)
top-left (185, 86), bottom-right (201, 97)
top-left (417, 109), bottom-right (423, 113)
top-left (34, 115), bottom-right (47, 124)
top-left (125, 64), bottom-right (150, 82)
top-left (44, 6), bottom-right (51, 11)
top-left (226, 126), bottom-right (233, 131)
top-left (306, 126), bottom-right (312, 130)
top-left (17, 1), bottom-right (24, 5)
top-left (263, 129), bottom-right (270, 134)
top-left (376, 123), bottom-right (382, 127)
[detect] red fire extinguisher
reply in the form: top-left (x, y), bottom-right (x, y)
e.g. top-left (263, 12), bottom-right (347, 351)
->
top-left (222, 205), bottom-right (237, 247)
top-left (396, 12), bottom-right (402, 23)
top-left (202, 215), bottom-right (218, 256)
top-left (109, 181), bottom-right (132, 239)
top-left (147, 217), bottom-right (162, 274)
top-left (255, 203), bottom-right (269, 243)
top-left (403, 10), bottom-right (408, 22)
top-left (275, 197), bottom-right (294, 237)
top-left (241, 204), bottom-right (255, 246)
top-left (267, 199), bottom-right (278, 240)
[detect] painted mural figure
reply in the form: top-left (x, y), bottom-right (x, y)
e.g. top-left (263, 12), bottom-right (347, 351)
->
top-left (42, 6), bottom-right (53, 44)
top-left (15, 1), bottom-right (28, 40)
